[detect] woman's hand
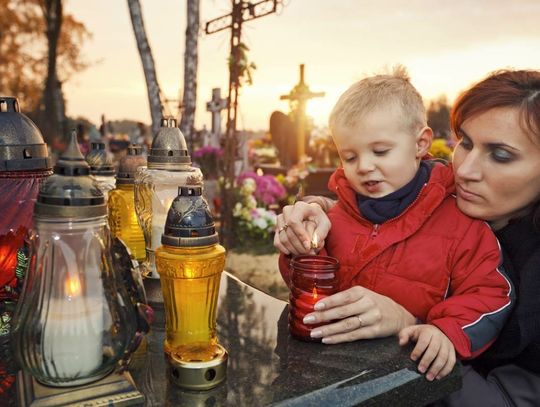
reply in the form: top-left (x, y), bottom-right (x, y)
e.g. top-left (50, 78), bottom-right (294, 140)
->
top-left (398, 324), bottom-right (456, 381)
top-left (274, 201), bottom-right (332, 255)
top-left (302, 286), bottom-right (417, 344)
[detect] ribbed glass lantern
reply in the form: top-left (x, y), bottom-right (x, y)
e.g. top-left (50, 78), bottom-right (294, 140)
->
top-left (11, 132), bottom-right (138, 387)
top-left (134, 117), bottom-right (203, 279)
top-left (108, 144), bottom-right (147, 263)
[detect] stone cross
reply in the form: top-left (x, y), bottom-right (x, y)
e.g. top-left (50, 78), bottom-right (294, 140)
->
top-left (206, 88), bottom-right (228, 148)
top-left (280, 64), bottom-right (325, 161)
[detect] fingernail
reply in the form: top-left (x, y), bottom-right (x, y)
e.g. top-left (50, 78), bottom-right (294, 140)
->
top-left (418, 365), bottom-right (426, 373)
top-left (310, 329), bottom-right (322, 338)
top-left (303, 241), bottom-right (310, 249)
top-left (303, 315), bottom-right (316, 324)
top-left (314, 302), bottom-right (326, 311)
top-left (322, 337), bottom-right (333, 344)
top-left (436, 375), bottom-right (441, 381)
top-left (426, 373), bottom-right (434, 381)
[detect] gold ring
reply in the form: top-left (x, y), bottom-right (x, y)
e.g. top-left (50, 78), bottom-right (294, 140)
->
top-left (278, 223), bottom-right (289, 233)
top-left (357, 315), bottom-right (363, 327)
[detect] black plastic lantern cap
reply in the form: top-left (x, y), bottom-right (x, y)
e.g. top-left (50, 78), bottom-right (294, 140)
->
top-left (161, 186), bottom-right (219, 247)
top-left (147, 117), bottom-right (191, 169)
top-left (0, 96), bottom-right (52, 172)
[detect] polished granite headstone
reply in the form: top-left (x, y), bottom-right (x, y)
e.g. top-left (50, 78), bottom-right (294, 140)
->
top-left (129, 272), bottom-right (461, 406)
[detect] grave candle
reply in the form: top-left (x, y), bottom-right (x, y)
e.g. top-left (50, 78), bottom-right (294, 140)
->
top-left (134, 117), bottom-right (203, 279)
top-left (11, 132), bottom-right (140, 387)
top-left (42, 275), bottom-right (103, 378)
top-left (156, 186), bottom-right (228, 390)
top-left (288, 255), bottom-right (339, 341)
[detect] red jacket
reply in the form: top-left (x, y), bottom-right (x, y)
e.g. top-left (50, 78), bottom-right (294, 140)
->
top-left (279, 163), bottom-right (513, 359)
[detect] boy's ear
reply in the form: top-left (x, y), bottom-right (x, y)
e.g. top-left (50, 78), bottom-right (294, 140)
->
top-left (416, 127), bottom-right (433, 158)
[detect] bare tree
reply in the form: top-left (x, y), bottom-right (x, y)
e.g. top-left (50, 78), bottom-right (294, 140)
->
top-left (127, 0), bottom-right (162, 136)
top-left (179, 0), bottom-right (199, 142)
top-left (42, 0), bottom-right (63, 144)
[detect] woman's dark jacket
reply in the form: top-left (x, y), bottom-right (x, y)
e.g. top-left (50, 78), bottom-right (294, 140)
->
top-left (473, 213), bottom-right (540, 374)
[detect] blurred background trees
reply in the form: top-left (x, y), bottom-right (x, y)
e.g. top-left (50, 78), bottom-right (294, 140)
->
top-left (0, 0), bottom-right (90, 146)
top-left (427, 95), bottom-right (451, 139)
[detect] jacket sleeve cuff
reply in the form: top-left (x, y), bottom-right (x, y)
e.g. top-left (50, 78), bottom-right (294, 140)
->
top-left (429, 318), bottom-right (473, 359)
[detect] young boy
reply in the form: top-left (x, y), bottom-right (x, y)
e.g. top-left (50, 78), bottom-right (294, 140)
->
top-left (277, 68), bottom-right (513, 380)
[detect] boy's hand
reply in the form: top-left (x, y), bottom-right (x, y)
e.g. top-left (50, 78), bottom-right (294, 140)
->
top-left (398, 324), bottom-right (456, 381)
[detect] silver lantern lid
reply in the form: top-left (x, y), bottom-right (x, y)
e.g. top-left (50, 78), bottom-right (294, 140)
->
top-left (35, 131), bottom-right (106, 218)
top-left (116, 144), bottom-right (146, 184)
top-left (85, 141), bottom-right (115, 176)
top-left (147, 117), bottom-right (191, 170)
top-left (161, 186), bottom-right (219, 247)
top-left (0, 96), bottom-right (52, 172)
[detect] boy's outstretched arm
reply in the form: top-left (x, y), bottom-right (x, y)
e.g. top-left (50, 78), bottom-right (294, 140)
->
top-left (427, 220), bottom-right (514, 360)
top-left (399, 324), bottom-right (456, 381)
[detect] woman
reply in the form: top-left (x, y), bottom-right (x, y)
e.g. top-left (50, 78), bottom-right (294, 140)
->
top-left (274, 70), bottom-right (540, 405)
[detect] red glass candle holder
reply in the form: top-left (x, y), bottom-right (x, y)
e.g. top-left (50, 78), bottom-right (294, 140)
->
top-left (288, 255), bottom-right (339, 341)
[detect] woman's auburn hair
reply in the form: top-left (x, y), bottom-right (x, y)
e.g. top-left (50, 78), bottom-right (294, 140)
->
top-left (451, 69), bottom-right (540, 143)
top-left (451, 69), bottom-right (540, 227)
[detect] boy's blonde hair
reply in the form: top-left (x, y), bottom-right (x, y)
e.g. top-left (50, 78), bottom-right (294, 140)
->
top-left (329, 66), bottom-right (427, 135)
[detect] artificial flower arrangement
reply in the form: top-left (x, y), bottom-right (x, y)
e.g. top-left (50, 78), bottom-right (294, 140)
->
top-left (275, 156), bottom-right (312, 205)
top-left (193, 146), bottom-right (224, 179)
top-left (232, 172), bottom-right (286, 252)
top-left (248, 137), bottom-right (279, 165)
top-left (429, 138), bottom-right (455, 161)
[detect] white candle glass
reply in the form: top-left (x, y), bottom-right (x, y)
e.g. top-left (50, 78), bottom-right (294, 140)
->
top-left (134, 167), bottom-right (203, 278)
top-left (12, 216), bottom-right (137, 387)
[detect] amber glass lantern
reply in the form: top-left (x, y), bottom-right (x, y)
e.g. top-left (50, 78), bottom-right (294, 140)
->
top-left (108, 145), bottom-right (146, 263)
top-left (155, 186), bottom-right (227, 390)
top-left (134, 117), bottom-right (203, 279)
top-left (11, 133), bottom-right (140, 391)
top-left (85, 141), bottom-right (116, 200)
top-left (289, 255), bottom-right (339, 341)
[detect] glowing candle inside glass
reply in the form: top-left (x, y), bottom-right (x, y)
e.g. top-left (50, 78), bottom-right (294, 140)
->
top-left (289, 255), bottom-right (339, 341)
top-left (43, 274), bottom-right (104, 378)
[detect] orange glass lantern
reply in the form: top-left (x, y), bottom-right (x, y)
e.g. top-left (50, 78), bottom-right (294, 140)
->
top-left (155, 186), bottom-right (227, 390)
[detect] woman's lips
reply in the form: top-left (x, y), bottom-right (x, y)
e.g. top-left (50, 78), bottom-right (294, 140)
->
top-left (457, 184), bottom-right (482, 202)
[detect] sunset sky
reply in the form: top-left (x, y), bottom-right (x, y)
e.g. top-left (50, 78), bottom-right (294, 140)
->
top-left (64, 0), bottom-right (540, 131)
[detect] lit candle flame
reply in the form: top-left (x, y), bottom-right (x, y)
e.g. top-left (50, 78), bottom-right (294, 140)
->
top-left (312, 286), bottom-right (318, 300)
top-left (311, 231), bottom-right (318, 250)
top-left (65, 275), bottom-right (82, 299)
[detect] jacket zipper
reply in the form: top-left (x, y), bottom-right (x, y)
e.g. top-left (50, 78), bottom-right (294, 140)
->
top-left (367, 184), bottom-right (429, 239)
top-left (370, 224), bottom-right (380, 239)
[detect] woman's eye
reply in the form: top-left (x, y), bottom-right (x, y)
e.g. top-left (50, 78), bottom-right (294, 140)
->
top-left (491, 148), bottom-right (514, 163)
top-left (457, 137), bottom-right (472, 150)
